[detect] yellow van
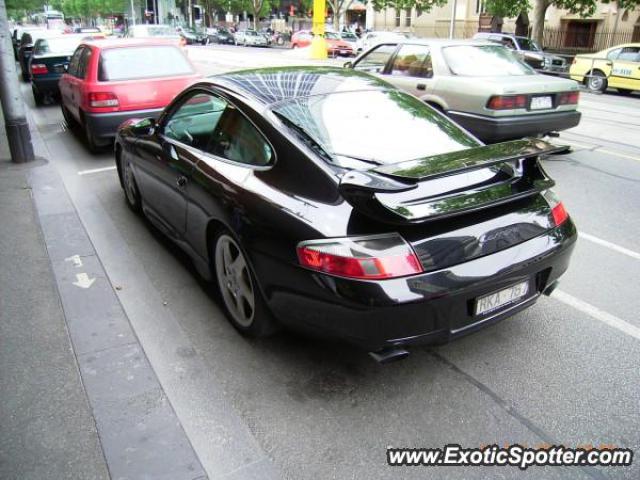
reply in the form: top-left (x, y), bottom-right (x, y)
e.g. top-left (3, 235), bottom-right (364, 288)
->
top-left (570, 43), bottom-right (640, 94)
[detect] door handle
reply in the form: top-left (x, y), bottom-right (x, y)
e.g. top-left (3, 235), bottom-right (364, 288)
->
top-left (605, 61), bottom-right (612, 66)
top-left (416, 83), bottom-right (426, 91)
top-left (176, 176), bottom-right (187, 188)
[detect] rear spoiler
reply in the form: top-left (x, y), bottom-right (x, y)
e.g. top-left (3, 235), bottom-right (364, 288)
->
top-left (372, 138), bottom-right (569, 181)
top-left (339, 138), bottom-right (568, 224)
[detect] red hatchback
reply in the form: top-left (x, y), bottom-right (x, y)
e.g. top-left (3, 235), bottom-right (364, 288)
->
top-left (59, 38), bottom-right (200, 151)
top-left (290, 31), bottom-right (354, 57)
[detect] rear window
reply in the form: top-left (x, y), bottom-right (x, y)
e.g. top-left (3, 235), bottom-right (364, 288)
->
top-left (34, 37), bottom-right (82, 55)
top-left (98, 46), bottom-right (194, 81)
top-left (443, 45), bottom-right (534, 76)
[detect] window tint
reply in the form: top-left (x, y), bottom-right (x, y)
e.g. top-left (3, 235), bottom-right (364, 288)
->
top-left (164, 93), bottom-right (227, 149)
top-left (390, 44), bottom-right (433, 78)
top-left (76, 47), bottom-right (92, 79)
top-left (98, 46), bottom-right (193, 81)
top-left (67, 47), bottom-right (83, 76)
top-left (617, 47), bottom-right (640, 62)
top-left (354, 44), bottom-right (397, 74)
top-left (164, 93), bottom-right (273, 166)
top-left (34, 37), bottom-right (83, 55)
top-left (607, 48), bottom-right (622, 60)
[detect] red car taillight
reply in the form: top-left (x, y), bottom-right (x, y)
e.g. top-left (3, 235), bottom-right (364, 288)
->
top-left (297, 234), bottom-right (423, 280)
top-left (558, 91), bottom-right (580, 105)
top-left (89, 92), bottom-right (119, 108)
top-left (543, 190), bottom-right (569, 226)
top-left (30, 63), bottom-right (48, 75)
top-left (486, 95), bottom-right (527, 110)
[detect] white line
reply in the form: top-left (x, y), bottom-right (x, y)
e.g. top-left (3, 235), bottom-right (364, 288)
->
top-left (581, 232), bottom-right (640, 261)
top-left (559, 139), bottom-right (640, 162)
top-left (553, 290), bottom-right (640, 341)
top-left (77, 166), bottom-right (117, 176)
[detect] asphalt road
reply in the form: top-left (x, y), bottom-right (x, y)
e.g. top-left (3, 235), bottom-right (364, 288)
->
top-left (23, 44), bottom-right (640, 480)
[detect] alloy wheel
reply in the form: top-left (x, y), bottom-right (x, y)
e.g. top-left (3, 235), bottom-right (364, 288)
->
top-left (215, 235), bottom-right (255, 328)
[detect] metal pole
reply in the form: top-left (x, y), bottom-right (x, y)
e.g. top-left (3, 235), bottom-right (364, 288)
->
top-left (130, 0), bottom-right (136, 25)
top-left (0, 0), bottom-right (35, 163)
top-left (188, 0), bottom-right (192, 28)
top-left (448, 0), bottom-right (457, 39)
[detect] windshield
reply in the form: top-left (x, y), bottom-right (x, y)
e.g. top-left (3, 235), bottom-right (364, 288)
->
top-left (443, 45), bottom-right (534, 76)
top-left (98, 46), bottom-right (193, 81)
top-left (34, 37), bottom-right (82, 55)
top-left (326, 32), bottom-right (340, 40)
top-left (341, 33), bottom-right (357, 40)
top-left (272, 90), bottom-right (478, 166)
top-left (517, 37), bottom-right (541, 51)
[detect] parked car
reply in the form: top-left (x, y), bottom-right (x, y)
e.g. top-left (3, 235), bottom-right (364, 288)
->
top-left (59, 39), bottom-right (200, 152)
top-left (473, 32), bottom-right (568, 74)
top-left (355, 31), bottom-right (413, 54)
top-left (347, 39), bottom-right (581, 143)
top-left (176, 26), bottom-right (207, 45)
top-left (18, 29), bottom-right (63, 81)
top-left (12, 26), bottom-right (42, 60)
top-left (125, 24), bottom-right (185, 46)
top-left (29, 35), bottom-right (87, 105)
top-left (114, 67), bottom-right (576, 359)
top-left (340, 31), bottom-right (358, 49)
top-left (72, 27), bottom-right (102, 34)
top-left (206, 27), bottom-right (234, 45)
top-left (570, 43), bottom-right (640, 94)
top-left (290, 31), bottom-right (354, 56)
top-left (234, 29), bottom-right (269, 47)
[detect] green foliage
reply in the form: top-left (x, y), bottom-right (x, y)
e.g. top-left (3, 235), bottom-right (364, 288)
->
top-left (485, 0), bottom-right (529, 18)
top-left (370, 0), bottom-right (448, 14)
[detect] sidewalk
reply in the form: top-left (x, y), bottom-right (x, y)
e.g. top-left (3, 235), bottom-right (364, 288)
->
top-left (0, 113), bottom-right (110, 479)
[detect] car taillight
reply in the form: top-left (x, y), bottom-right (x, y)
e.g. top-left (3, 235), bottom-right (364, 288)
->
top-left (558, 91), bottom-right (579, 105)
top-left (180, 37), bottom-right (187, 47)
top-left (30, 63), bottom-right (48, 75)
top-left (297, 233), bottom-right (423, 280)
top-left (543, 190), bottom-right (569, 226)
top-left (487, 95), bottom-right (528, 110)
top-left (89, 92), bottom-right (119, 108)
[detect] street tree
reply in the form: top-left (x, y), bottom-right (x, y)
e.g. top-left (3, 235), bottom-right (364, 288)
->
top-left (235, 0), bottom-right (272, 29)
top-left (370, 0), bottom-right (448, 29)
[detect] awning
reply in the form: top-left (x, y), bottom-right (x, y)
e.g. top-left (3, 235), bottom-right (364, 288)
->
top-left (348, 2), bottom-right (367, 12)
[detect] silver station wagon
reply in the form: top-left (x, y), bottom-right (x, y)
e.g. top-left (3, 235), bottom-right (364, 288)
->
top-left (346, 39), bottom-right (581, 143)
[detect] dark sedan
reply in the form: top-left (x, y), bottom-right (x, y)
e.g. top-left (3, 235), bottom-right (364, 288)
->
top-left (114, 67), bottom-right (577, 361)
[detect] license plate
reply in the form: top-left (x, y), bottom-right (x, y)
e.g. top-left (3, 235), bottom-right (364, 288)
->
top-left (475, 281), bottom-right (529, 316)
top-left (530, 96), bottom-right (553, 110)
top-left (340, 50), bottom-right (347, 54)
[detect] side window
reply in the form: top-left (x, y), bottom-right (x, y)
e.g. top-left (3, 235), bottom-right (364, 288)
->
top-left (501, 38), bottom-right (516, 50)
top-left (68, 47), bottom-right (83, 76)
top-left (164, 93), bottom-right (227, 149)
top-left (354, 44), bottom-right (397, 74)
top-left (617, 47), bottom-right (640, 62)
top-left (607, 48), bottom-right (622, 60)
top-left (76, 48), bottom-right (92, 79)
top-left (208, 106), bottom-right (273, 166)
top-left (390, 45), bottom-right (433, 78)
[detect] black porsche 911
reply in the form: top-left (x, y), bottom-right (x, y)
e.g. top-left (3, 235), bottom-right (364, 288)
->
top-left (114, 67), bottom-right (577, 362)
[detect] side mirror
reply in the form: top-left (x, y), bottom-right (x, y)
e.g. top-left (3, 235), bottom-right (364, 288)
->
top-left (131, 118), bottom-right (156, 136)
top-left (344, 61), bottom-right (353, 69)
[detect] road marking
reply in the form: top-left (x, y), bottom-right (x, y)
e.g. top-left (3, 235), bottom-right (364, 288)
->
top-left (78, 166), bottom-right (117, 176)
top-left (554, 290), bottom-right (640, 341)
top-left (65, 254), bottom-right (83, 268)
top-left (72, 273), bottom-right (96, 289)
top-left (581, 232), bottom-right (640, 260)
top-left (559, 139), bottom-right (640, 163)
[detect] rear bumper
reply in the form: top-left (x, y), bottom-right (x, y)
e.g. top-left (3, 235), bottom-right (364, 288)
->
top-left (258, 220), bottom-right (577, 352)
top-left (448, 110), bottom-right (582, 143)
top-left (31, 75), bottom-right (63, 95)
top-left (84, 108), bottom-right (165, 140)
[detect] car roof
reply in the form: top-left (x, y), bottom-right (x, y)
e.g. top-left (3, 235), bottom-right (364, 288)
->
top-left (82, 38), bottom-right (182, 49)
top-left (209, 67), bottom-right (394, 106)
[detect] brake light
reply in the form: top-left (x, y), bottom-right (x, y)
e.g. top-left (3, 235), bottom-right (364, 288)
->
top-left (558, 91), bottom-right (580, 105)
top-left (543, 190), bottom-right (569, 226)
top-left (487, 95), bottom-right (528, 110)
top-left (180, 37), bottom-right (187, 47)
top-left (297, 234), bottom-right (423, 280)
top-left (88, 92), bottom-right (119, 108)
top-left (30, 63), bottom-right (48, 75)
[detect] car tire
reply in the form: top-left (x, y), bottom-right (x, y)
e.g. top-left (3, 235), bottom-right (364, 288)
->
top-left (119, 151), bottom-right (142, 213)
top-left (586, 71), bottom-right (607, 93)
top-left (32, 86), bottom-right (44, 106)
top-left (292, 43), bottom-right (298, 49)
top-left (83, 122), bottom-right (105, 154)
top-left (617, 88), bottom-right (633, 95)
top-left (212, 230), bottom-right (278, 337)
top-left (61, 103), bottom-right (77, 129)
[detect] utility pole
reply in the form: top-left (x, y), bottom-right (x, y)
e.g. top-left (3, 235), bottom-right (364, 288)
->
top-left (448, 0), bottom-right (457, 39)
top-left (0, 0), bottom-right (35, 163)
top-left (130, 0), bottom-right (136, 25)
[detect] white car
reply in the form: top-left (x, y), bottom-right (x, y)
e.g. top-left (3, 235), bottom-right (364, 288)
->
top-left (356, 31), bottom-right (414, 53)
top-left (234, 30), bottom-right (269, 47)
